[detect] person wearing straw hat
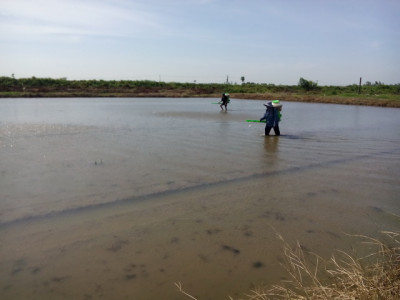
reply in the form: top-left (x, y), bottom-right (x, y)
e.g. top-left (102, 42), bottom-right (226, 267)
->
top-left (260, 100), bottom-right (282, 136)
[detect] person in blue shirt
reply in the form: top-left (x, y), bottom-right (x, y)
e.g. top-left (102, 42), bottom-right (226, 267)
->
top-left (260, 100), bottom-right (281, 136)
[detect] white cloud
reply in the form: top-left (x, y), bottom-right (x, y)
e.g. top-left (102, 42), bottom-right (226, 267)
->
top-left (0, 0), bottom-right (163, 41)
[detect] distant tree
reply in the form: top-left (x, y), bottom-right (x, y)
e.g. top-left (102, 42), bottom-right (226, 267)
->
top-left (241, 76), bottom-right (245, 84)
top-left (298, 77), bottom-right (318, 91)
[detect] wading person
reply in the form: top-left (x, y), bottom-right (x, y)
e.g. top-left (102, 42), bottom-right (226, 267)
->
top-left (220, 93), bottom-right (230, 111)
top-left (260, 100), bottom-right (282, 136)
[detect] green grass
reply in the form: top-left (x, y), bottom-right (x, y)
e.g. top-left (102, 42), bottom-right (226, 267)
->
top-left (1, 76), bottom-right (399, 106)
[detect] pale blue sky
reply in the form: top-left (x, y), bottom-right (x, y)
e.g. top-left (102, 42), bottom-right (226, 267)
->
top-left (1, 0), bottom-right (399, 85)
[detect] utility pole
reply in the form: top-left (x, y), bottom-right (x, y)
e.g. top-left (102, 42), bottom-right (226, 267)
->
top-left (358, 77), bottom-right (362, 94)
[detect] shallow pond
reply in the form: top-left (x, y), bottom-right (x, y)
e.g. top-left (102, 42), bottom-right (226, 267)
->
top-left (0, 98), bottom-right (399, 299)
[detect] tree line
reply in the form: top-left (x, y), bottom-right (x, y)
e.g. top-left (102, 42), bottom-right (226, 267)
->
top-left (0, 76), bottom-right (399, 96)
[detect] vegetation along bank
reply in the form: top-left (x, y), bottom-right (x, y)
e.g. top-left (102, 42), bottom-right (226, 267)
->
top-left (1, 76), bottom-right (399, 107)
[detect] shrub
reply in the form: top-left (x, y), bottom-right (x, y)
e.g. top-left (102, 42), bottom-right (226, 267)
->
top-left (298, 77), bottom-right (318, 91)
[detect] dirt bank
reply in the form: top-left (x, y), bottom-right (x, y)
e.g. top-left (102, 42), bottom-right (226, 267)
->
top-left (228, 92), bottom-right (400, 107)
top-left (1, 89), bottom-right (399, 107)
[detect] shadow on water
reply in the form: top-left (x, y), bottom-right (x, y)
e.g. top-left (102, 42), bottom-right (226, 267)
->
top-left (279, 134), bottom-right (309, 139)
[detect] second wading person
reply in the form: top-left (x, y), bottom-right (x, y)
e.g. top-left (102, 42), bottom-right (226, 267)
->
top-left (220, 93), bottom-right (230, 111)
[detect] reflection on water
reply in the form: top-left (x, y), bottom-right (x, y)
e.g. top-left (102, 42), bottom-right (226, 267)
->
top-left (263, 136), bottom-right (280, 154)
top-left (0, 98), bottom-right (399, 299)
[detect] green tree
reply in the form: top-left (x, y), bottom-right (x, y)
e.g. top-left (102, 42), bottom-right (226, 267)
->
top-left (298, 77), bottom-right (318, 91)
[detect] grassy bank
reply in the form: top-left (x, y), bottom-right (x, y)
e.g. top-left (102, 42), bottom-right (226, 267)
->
top-left (1, 76), bottom-right (399, 107)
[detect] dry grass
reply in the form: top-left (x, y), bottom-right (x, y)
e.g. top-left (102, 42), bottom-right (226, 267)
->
top-left (175, 231), bottom-right (400, 300)
top-left (243, 231), bottom-right (400, 300)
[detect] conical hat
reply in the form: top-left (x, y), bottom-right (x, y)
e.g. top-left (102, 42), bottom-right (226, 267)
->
top-left (272, 100), bottom-right (282, 108)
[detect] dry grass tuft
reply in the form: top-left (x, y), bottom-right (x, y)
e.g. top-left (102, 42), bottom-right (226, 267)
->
top-left (175, 231), bottom-right (400, 300)
top-left (243, 231), bottom-right (400, 300)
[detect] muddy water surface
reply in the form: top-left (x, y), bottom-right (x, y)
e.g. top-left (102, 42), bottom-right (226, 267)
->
top-left (0, 98), bottom-right (399, 299)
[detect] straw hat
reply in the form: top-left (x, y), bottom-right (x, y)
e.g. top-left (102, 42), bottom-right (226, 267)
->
top-left (271, 100), bottom-right (282, 108)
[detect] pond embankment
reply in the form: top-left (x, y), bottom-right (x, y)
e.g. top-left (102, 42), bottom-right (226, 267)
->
top-left (1, 89), bottom-right (399, 108)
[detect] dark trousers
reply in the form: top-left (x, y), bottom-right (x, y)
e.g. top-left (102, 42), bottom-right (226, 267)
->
top-left (265, 126), bottom-right (280, 136)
